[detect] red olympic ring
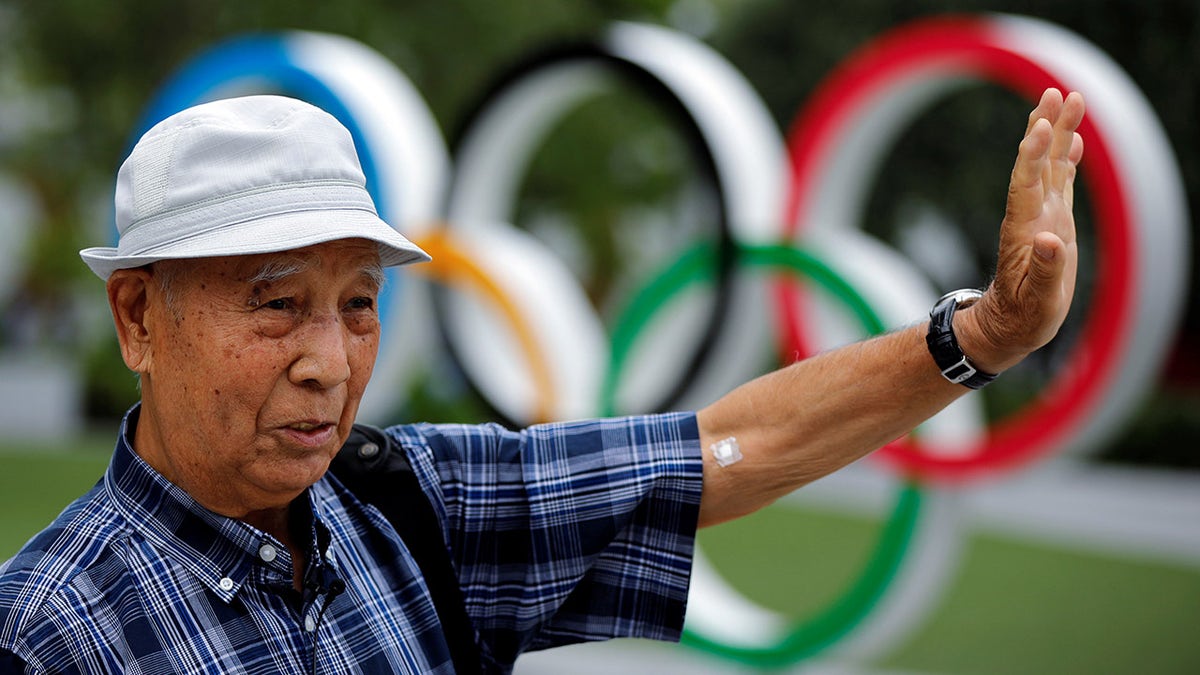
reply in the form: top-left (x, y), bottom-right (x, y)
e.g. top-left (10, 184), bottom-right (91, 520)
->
top-left (780, 16), bottom-right (1136, 482)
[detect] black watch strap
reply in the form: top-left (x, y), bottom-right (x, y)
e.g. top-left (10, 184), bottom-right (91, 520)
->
top-left (926, 289), bottom-right (997, 390)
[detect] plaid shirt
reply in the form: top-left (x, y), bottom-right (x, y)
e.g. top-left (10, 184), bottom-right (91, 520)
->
top-left (0, 407), bottom-right (703, 674)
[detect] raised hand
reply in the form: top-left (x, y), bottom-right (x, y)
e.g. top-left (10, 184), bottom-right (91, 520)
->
top-left (962, 88), bottom-right (1086, 373)
top-left (698, 88), bottom-right (1086, 527)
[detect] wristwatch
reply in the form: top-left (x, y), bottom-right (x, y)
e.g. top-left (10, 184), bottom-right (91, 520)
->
top-left (926, 288), bottom-right (997, 389)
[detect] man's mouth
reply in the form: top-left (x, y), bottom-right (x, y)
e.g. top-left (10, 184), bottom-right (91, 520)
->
top-left (279, 421), bottom-right (338, 447)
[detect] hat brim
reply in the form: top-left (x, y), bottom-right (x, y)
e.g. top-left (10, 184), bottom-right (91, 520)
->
top-left (80, 208), bottom-right (430, 280)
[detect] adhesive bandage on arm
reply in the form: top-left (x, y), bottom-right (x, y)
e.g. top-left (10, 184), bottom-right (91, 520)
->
top-left (709, 436), bottom-right (744, 467)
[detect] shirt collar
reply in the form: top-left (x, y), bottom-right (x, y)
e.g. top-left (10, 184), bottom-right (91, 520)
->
top-left (104, 404), bottom-right (335, 602)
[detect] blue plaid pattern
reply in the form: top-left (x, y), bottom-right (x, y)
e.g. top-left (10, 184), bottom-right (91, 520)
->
top-left (0, 408), bottom-right (703, 674)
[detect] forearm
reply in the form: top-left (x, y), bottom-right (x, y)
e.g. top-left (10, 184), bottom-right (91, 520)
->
top-left (694, 321), bottom-right (966, 527)
top-left (692, 88), bottom-right (1084, 529)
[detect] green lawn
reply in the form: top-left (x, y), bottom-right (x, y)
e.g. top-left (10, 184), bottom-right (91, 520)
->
top-left (700, 505), bottom-right (1200, 674)
top-left (1, 443), bottom-right (112, 556)
top-left (4, 444), bottom-right (1199, 674)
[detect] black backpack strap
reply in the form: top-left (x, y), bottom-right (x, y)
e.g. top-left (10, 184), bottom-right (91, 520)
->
top-left (0, 648), bottom-right (29, 673)
top-left (329, 424), bottom-right (482, 675)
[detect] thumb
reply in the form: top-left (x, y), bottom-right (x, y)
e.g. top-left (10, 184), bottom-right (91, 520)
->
top-left (1026, 232), bottom-right (1066, 292)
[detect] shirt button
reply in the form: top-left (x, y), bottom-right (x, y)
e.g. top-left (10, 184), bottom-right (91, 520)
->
top-left (357, 441), bottom-right (380, 459)
top-left (304, 615), bottom-right (317, 632)
top-left (258, 543), bottom-right (278, 563)
top-left (218, 577), bottom-right (234, 591)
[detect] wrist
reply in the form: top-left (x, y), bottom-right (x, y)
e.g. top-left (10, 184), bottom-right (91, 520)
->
top-left (926, 289), bottom-right (998, 389)
top-left (952, 301), bottom-right (1024, 375)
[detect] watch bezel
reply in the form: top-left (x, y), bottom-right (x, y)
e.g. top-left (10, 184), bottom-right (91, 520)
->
top-left (934, 288), bottom-right (984, 311)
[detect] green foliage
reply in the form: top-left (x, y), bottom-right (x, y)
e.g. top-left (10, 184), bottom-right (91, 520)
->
top-left (81, 333), bottom-right (140, 420)
top-left (2, 0), bottom-right (1197, 466)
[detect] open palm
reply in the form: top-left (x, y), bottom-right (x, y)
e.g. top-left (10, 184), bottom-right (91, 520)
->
top-left (973, 88), bottom-right (1086, 372)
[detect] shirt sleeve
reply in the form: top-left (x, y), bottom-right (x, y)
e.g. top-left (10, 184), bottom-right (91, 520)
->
top-left (388, 412), bottom-right (704, 667)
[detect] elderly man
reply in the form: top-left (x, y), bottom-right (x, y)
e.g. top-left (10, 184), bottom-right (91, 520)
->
top-left (0, 88), bottom-right (1084, 674)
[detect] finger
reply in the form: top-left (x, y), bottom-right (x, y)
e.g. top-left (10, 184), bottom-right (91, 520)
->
top-left (1025, 88), bottom-right (1064, 136)
top-left (1049, 92), bottom-right (1086, 193)
top-left (1068, 129), bottom-right (1085, 165)
top-left (1007, 117), bottom-right (1052, 223)
top-left (1063, 132), bottom-right (1084, 209)
top-left (1026, 89), bottom-right (1064, 195)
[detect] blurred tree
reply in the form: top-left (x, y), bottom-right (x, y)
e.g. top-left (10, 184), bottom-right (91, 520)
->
top-left (2, 0), bottom-right (1195, 466)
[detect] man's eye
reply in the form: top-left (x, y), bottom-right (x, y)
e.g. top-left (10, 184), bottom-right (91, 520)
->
top-left (346, 296), bottom-right (375, 311)
top-left (263, 298), bottom-right (292, 310)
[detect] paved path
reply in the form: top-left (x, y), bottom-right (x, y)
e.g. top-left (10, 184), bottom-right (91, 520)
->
top-left (785, 457), bottom-right (1200, 565)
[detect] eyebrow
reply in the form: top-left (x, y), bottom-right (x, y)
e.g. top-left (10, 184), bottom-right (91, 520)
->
top-left (361, 263), bottom-right (386, 290)
top-left (247, 256), bottom-right (386, 290)
top-left (248, 258), bottom-right (312, 285)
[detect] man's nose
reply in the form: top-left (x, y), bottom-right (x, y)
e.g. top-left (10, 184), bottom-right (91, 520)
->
top-left (289, 312), bottom-right (352, 389)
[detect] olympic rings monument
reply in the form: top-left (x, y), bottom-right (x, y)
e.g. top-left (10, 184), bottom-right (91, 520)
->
top-left (2, 12), bottom-right (1191, 673)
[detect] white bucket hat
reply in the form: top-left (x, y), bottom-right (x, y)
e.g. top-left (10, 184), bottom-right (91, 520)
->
top-left (80, 95), bottom-right (430, 280)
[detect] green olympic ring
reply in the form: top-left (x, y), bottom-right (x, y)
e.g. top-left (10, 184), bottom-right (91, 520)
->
top-left (687, 486), bottom-right (920, 668)
top-left (602, 242), bottom-right (885, 416)
top-left (602, 241), bottom-right (922, 667)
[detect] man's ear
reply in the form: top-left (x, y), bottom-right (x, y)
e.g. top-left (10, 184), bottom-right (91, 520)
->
top-left (107, 268), bottom-right (156, 374)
